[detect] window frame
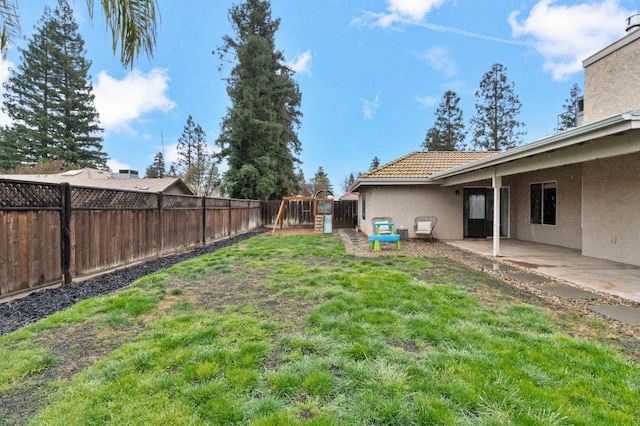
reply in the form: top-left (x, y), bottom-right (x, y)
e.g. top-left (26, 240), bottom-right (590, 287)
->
top-left (530, 181), bottom-right (557, 226)
top-left (361, 192), bottom-right (366, 220)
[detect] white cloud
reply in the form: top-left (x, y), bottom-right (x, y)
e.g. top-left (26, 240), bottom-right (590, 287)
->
top-left (509, 0), bottom-right (635, 81)
top-left (0, 58), bottom-right (13, 126)
top-left (352, 0), bottom-right (448, 28)
top-left (163, 142), bottom-right (180, 163)
top-left (387, 0), bottom-right (448, 21)
top-left (107, 158), bottom-right (131, 173)
top-left (420, 46), bottom-right (457, 77)
top-left (288, 50), bottom-right (313, 75)
top-left (351, 2), bottom-right (532, 48)
top-left (363, 92), bottom-right (381, 119)
top-left (93, 68), bottom-right (176, 133)
top-left (414, 95), bottom-right (438, 107)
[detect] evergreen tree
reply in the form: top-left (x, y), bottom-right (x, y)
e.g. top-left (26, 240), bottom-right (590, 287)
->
top-left (2, 0), bottom-right (107, 169)
top-left (0, 126), bottom-right (20, 171)
top-left (370, 156), bottom-right (380, 170)
top-left (342, 172), bottom-right (355, 193)
top-left (310, 166), bottom-right (333, 195)
top-left (175, 115), bottom-right (219, 196)
top-left (470, 63), bottom-right (526, 151)
top-left (422, 90), bottom-right (466, 151)
top-left (295, 168), bottom-right (312, 196)
top-left (557, 83), bottom-right (582, 131)
top-left (145, 151), bottom-right (166, 178)
top-left (215, 0), bottom-right (302, 200)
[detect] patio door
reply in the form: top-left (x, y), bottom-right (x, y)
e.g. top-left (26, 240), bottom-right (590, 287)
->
top-left (463, 188), bottom-right (509, 238)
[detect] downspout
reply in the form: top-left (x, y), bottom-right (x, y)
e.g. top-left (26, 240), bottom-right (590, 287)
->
top-left (492, 169), bottom-right (501, 257)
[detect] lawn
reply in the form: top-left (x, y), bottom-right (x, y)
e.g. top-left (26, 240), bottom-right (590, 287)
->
top-left (1, 234), bottom-right (639, 425)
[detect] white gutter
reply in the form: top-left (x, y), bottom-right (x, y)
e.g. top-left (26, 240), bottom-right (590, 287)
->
top-left (349, 177), bottom-right (434, 192)
top-left (429, 111), bottom-right (640, 181)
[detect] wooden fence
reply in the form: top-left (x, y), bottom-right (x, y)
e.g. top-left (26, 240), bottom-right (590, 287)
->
top-left (261, 199), bottom-right (358, 228)
top-left (0, 179), bottom-right (262, 299)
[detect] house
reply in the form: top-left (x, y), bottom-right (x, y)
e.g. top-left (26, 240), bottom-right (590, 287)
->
top-left (0, 168), bottom-right (195, 195)
top-left (338, 192), bottom-right (359, 201)
top-left (351, 19), bottom-right (640, 267)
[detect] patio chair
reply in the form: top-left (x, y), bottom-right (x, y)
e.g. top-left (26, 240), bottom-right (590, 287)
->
top-left (414, 216), bottom-right (437, 242)
top-left (371, 217), bottom-right (394, 235)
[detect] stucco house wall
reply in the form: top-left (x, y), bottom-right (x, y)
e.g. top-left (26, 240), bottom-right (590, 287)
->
top-left (512, 164), bottom-right (583, 250)
top-left (582, 151), bottom-right (640, 266)
top-left (359, 185), bottom-right (463, 240)
top-left (583, 29), bottom-right (640, 124)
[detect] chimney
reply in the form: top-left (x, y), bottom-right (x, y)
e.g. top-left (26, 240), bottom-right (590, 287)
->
top-left (626, 14), bottom-right (640, 32)
top-left (116, 169), bottom-right (140, 179)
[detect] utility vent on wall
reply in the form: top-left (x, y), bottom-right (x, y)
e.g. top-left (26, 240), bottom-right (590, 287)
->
top-left (626, 14), bottom-right (640, 32)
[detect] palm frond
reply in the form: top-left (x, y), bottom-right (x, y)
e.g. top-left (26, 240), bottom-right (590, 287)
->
top-left (87, 0), bottom-right (160, 68)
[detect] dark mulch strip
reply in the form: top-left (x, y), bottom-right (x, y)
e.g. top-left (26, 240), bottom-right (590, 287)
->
top-left (0, 231), bottom-right (264, 336)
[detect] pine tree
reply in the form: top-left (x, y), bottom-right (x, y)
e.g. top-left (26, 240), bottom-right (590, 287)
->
top-left (557, 83), bottom-right (582, 131)
top-left (370, 156), bottom-right (380, 170)
top-left (342, 172), bottom-right (355, 193)
top-left (0, 126), bottom-right (20, 171)
top-left (422, 91), bottom-right (466, 151)
top-left (1, 0), bottom-right (107, 169)
top-left (310, 166), bottom-right (333, 195)
top-left (470, 63), bottom-right (526, 151)
top-left (145, 151), bottom-right (166, 178)
top-left (215, 0), bottom-right (302, 200)
top-left (175, 115), bottom-right (219, 196)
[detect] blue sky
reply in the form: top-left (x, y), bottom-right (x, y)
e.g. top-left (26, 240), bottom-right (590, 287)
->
top-left (1, 0), bottom-right (638, 194)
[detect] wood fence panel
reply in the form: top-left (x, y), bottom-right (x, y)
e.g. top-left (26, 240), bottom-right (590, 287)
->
top-left (1, 179), bottom-right (263, 299)
top-left (333, 200), bottom-right (358, 228)
top-left (213, 209), bottom-right (230, 240)
top-left (161, 209), bottom-right (203, 255)
top-left (260, 199), bottom-right (357, 228)
top-left (70, 209), bottom-right (159, 277)
top-left (204, 198), bottom-right (231, 243)
top-left (0, 210), bottom-right (61, 296)
top-left (261, 200), bottom-right (279, 225)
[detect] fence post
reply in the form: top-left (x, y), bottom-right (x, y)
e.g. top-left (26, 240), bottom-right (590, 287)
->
top-left (228, 199), bottom-right (232, 237)
top-left (157, 193), bottom-right (163, 258)
top-left (60, 183), bottom-right (72, 285)
top-left (202, 196), bottom-right (206, 246)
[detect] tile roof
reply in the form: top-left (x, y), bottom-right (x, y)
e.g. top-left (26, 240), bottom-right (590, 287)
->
top-left (361, 151), bottom-right (498, 179)
top-left (0, 168), bottom-right (194, 195)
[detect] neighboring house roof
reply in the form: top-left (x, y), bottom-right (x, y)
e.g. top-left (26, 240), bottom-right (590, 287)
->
top-left (352, 151), bottom-right (497, 190)
top-left (339, 192), bottom-right (359, 201)
top-left (0, 168), bottom-right (195, 195)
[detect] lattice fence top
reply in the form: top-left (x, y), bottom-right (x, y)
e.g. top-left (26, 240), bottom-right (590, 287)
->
top-left (162, 194), bottom-right (202, 209)
top-left (206, 197), bottom-right (231, 208)
top-left (0, 179), bottom-right (262, 211)
top-left (0, 179), bottom-right (62, 209)
top-left (72, 187), bottom-right (157, 210)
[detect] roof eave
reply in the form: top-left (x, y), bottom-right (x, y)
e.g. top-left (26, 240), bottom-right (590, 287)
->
top-left (350, 177), bottom-right (435, 192)
top-left (430, 111), bottom-right (640, 180)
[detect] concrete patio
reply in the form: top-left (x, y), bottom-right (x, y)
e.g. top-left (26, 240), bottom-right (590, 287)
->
top-left (445, 239), bottom-right (640, 303)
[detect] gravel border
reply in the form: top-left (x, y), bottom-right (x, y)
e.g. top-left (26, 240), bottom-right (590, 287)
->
top-left (0, 231), bottom-right (264, 336)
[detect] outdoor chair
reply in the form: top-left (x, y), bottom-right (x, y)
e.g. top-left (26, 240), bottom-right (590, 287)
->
top-left (371, 217), bottom-right (394, 235)
top-left (414, 216), bottom-right (437, 242)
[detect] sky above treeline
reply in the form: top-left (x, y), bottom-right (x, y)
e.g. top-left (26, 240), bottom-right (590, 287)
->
top-left (1, 0), bottom-right (637, 194)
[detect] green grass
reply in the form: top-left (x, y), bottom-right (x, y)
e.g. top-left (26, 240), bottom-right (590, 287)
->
top-left (1, 234), bottom-right (639, 425)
